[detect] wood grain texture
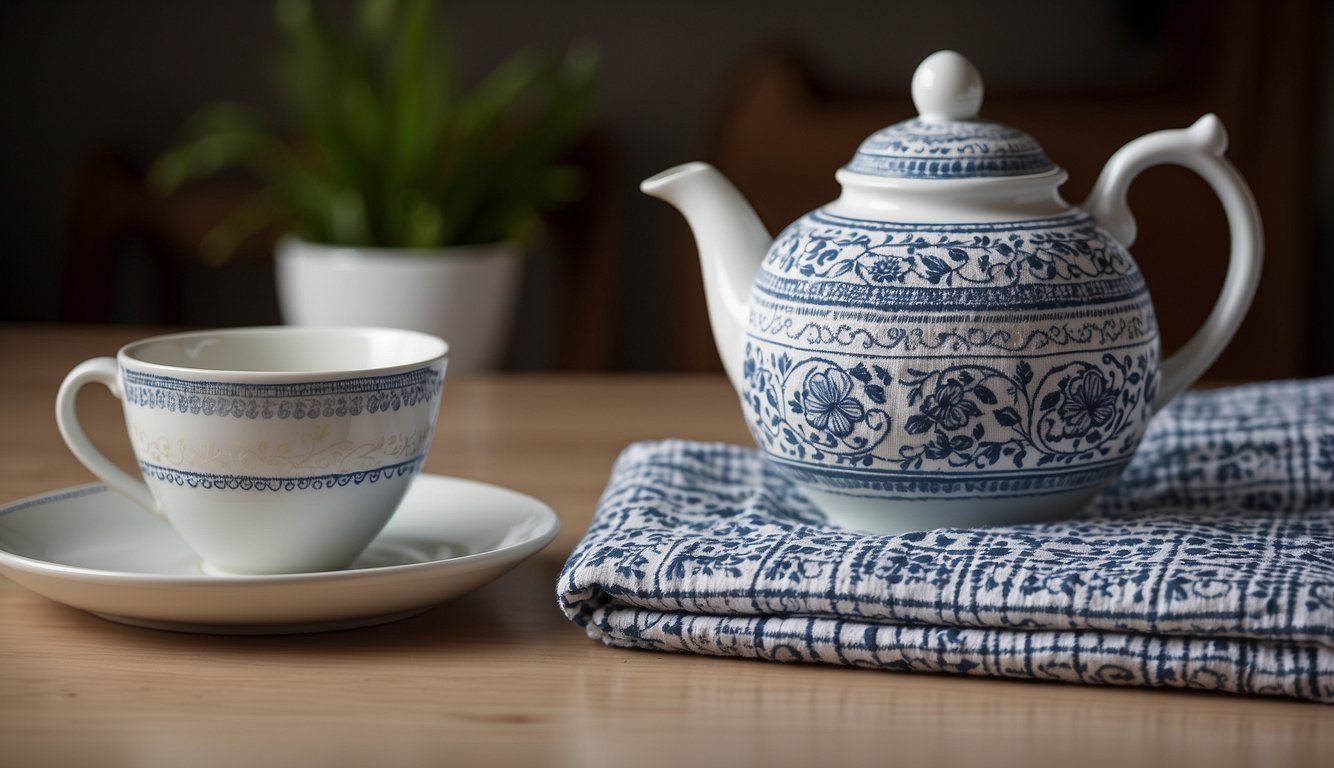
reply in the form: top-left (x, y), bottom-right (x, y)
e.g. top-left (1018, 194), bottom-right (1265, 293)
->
top-left (1, 325), bottom-right (1330, 768)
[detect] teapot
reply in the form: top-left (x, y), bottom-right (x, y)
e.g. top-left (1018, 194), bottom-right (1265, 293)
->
top-left (642, 50), bottom-right (1262, 534)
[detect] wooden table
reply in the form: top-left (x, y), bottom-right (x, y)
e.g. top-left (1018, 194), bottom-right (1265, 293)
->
top-left (1, 325), bottom-right (1330, 767)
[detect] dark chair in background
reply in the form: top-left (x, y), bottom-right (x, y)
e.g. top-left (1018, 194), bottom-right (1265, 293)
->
top-left (671, 0), bottom-right (1325, 382)
top-left (60, 153), bottom-right (273, 327)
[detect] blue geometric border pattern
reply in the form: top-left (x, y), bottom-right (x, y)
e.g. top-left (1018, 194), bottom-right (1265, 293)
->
top-left (846, 152), bottom-right (1052, 180)
top-left (139, 457), bottom-right (421, 491)
top-left (754, 271), bottom-right (1148, 312)
top-left (845, 118), bottom-right (1055, 179)
top-left (123, 366), bottom-right (443, 420)
top-left (807, 210), bottom-right (1086, 233)
top-left (772, 456), bottom-right (1132, 501)
top-left (751, 293), bottom-right (1157, 355)
top-left (557, 377), bottom-right (1334, 701)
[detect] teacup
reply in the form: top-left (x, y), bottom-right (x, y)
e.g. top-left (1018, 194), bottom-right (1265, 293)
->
top-left (55, 326), bottom-right (448, 575)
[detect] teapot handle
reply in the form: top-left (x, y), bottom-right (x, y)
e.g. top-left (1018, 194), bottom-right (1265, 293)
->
top-left (1082, 114), bottom-right (1263, 413)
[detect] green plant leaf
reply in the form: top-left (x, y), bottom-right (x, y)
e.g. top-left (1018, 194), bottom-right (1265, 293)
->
top-left (405, 196), bottom-right (444, 248)
top-left (274, 0), bottom-right (366, 193)
top-left (149, 125), bottom-right (294, 194)
top-left (154, 0), bottom-right (599, 256)
top-left (354, 0), bottom-right (396, 47)
top-left (199, 188), bottom-right (292, 265)
top-left (381, 0), bottom-right (446, 245)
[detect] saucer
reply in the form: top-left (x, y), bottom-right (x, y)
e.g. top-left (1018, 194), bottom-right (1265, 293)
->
top-left (0, 475), bottom-right (559, 634)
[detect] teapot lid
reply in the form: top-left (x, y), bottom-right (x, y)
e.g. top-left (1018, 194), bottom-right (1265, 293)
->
top-left (843, 51), bottom-right (1056, 180)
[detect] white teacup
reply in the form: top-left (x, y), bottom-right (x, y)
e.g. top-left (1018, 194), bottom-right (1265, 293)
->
top-left (55, 326), bottom-right (448, 575)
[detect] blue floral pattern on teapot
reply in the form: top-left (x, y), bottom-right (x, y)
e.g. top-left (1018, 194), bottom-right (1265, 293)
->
top-left (741, 210), bottom-right (1158, 502)
top-left (642, 50), bottom-right (1262, 533)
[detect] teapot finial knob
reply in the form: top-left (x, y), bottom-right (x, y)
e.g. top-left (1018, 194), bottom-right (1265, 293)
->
top-left (912, 50), bottom-right (983, 122)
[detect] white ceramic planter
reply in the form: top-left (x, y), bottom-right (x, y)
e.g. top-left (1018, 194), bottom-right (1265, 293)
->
top-left (276, 238), bottom-right (523, 373)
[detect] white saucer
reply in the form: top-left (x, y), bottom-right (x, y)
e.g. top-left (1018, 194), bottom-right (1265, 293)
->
top-left (0, 475), bottom-right (559, 634)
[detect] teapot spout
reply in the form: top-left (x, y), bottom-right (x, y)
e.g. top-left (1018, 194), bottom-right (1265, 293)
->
top-left (641, 162), bottom-right (771, 393)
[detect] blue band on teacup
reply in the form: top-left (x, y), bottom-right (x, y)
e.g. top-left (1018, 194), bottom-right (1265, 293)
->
top-left (138, 457), bottom-right (423, 491)
top-left (122, 367), bottom-right (443, 420)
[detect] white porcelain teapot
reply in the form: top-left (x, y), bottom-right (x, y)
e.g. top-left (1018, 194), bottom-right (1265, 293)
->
top-left (642, 50), bottom-right (1262, 534)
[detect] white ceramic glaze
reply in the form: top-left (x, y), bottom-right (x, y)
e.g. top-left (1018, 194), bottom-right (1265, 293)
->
top-left (55, 326), bottom-right (448, 574)
top-left (642, 50), bottom-right (1263, 534)
top-left (276, 238), bottom-right (523, 373)
top-left (0, 475), bottom-right (558, 634)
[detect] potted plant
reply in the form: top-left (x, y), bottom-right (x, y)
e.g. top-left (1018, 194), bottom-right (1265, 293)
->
top-left (152, 0), bottom-right (597, 371)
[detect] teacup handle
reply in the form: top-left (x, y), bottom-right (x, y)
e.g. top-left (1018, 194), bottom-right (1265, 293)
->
top-left (1083, 114), bottom-right (1263, 413)
top-left (55, 357), bottom-right (161, 516)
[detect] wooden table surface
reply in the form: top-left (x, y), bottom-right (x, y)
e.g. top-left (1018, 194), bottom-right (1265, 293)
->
top-left (1, 325), bottom-right (1330, 767)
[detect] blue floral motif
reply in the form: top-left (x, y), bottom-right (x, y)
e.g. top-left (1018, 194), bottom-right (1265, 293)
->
top-left (742, 339), bottom-right (1156, 494)
top-left (736, 205), bottom-right (1163, 504)
top-left (767, 212), bottom-right (1135, 291)
top-left (918, 378), bottom-right (980, 431)
top-left (744, 349), bottom-right (892, 468)
top-left (1056, 368), bottom-right (1119, 438)
top-left (866, 256), bottom-right (907, 284)
top-left (801, 368), bottom-right (865, 438)
top-left (742, 208), bottom-right (1158, 506)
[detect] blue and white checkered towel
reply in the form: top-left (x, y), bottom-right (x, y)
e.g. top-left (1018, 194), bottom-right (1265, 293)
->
top-left (558, 378), bottom-right (1334, 701)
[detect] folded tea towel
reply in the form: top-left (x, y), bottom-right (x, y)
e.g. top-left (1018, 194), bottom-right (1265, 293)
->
top-left (558, 378), bottom-right (1334, 701)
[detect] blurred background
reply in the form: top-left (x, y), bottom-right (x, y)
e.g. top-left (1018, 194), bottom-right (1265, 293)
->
top-left (1, 0), bottom-right (1330, 377)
